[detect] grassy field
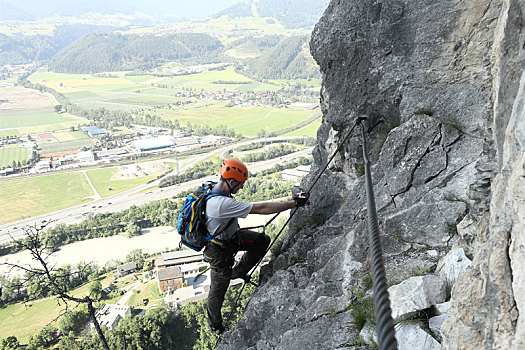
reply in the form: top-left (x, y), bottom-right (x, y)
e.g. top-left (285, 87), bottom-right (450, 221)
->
top-left (0, 274), bottom-right (115, 343)
top-left (0, 111), bottom-right (73, 129)
top-left (126, 279), bottom-right (163, 307)
top-left (0, 147), bottom-right (29, 168)
top-left (39, 138), bottom-right (93, 154)
top-left (283, 118), bottom-right (322, 137)
top-left (86, 162), bottom-right (171, 198)
top-left (0, 172), bottom-right (93, 224)
top-left (0, 129), bottom-right (20, 137)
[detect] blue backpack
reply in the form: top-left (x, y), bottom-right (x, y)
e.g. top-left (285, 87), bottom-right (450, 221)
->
top-left (177, 182), bottom-right (233, 251)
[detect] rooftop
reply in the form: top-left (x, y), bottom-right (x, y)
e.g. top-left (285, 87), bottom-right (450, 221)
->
top-left (158, 266), bottom-right (182, 281)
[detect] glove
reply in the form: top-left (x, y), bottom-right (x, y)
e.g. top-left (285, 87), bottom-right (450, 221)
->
top-left (292, 191), bottom-right (310, 207)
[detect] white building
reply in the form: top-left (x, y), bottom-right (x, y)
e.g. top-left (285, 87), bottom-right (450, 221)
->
top-left (93, 304), bottom-right (131, 330)
top-left (75, 151), bottom-right (96, 163)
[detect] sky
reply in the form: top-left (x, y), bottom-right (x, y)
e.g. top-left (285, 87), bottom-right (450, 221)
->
top-left (1, 0), bottom-right (243, 19)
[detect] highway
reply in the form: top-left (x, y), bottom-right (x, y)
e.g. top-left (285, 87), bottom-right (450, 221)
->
top-left (0, 137), bottom-right (313, 245)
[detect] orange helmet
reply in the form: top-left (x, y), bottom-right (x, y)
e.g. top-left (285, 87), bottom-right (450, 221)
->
top-left (219, 158), bottom-right (248, 182)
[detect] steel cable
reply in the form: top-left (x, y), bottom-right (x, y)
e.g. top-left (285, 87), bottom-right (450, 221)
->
top-left (217, 118), bottom-right (397, 349)
top-left (360, 122), bottom-right (397, 350)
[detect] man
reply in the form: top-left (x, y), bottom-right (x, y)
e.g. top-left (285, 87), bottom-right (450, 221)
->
top-left (204, 158), bottom-right (309, 333)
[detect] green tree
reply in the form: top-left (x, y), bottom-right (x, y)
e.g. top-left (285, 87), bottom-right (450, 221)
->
top-left (89, 280), bottom-right (103, 301)
top-left (0, 336), bottom-right (20, 350)
top-left (27, 325), bottom-right (58, 350)
top-left (59, 308), bottom-right (90, 336)
top-left (126, 222), bottom-right (141, 237)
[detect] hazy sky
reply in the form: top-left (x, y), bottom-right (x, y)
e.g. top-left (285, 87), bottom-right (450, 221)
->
top-left (2, 0), bottom-right (243, 19)
top-left (127, 0), bottom-right (241, 17)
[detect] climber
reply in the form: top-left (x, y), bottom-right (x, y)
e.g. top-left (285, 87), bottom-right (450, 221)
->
top-left (204, 158), bottom-right (309, 334)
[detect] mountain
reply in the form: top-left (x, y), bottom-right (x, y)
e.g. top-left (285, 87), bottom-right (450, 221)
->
top-left (0, 24), bottom-right (121, 65)
top-left (0, 0), bottom-right (34, 20)
top-left (239, 35), bottom-right (319, 79)
top-left (48, 32), bottom-right (224, 73)
top-left (214, 0), bottom-right (330, 29)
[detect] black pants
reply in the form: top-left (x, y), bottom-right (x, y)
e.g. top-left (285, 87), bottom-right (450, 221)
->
top-left (203, 229), bottom-right (270, 329)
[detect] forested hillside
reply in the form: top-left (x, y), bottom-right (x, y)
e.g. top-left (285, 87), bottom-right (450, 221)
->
top-left (238, 35), bottom-right (319, 79)
top-left (214, 0), bottom-right (330, 29)
top-left (0, 25), bottom-right (119, 65)
top-left (48, 33), bottom-right (224, 73)
top-left (225, 34), bottom-right (282, 57)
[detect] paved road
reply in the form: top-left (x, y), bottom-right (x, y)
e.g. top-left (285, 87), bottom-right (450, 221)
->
top-left (0, 139), bottom-right (313, 245)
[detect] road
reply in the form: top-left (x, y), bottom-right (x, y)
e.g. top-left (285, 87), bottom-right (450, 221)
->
top-left (0, 138), bottom-right (313, 245)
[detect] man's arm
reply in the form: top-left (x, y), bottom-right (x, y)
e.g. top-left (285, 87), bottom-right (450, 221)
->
top-left (250, 200), bottom-right (295, 215)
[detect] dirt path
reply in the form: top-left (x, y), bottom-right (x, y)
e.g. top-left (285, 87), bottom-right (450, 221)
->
top-left (82, 170), bottom-right (101, 200)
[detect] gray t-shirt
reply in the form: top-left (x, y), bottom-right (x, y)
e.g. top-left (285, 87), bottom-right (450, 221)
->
top-left (206, 196), bottom-right (253, 241)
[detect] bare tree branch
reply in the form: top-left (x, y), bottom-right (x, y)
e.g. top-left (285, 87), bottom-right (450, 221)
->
top-left (1, 223), bottom-right (111, 350)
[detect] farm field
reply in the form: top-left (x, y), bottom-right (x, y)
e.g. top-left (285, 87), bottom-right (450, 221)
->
top-left (0, 110), bottom-right (72, 129)
top-left (0, 87), bottom-right (89, 135)
top-left (155, 104), bottom-right (313, 136)
top-left (27, 68), bottom-right (318, 137)
top-left (0, 172), bottom-right (93, 224)
top-left (0, 147), bottom-right (29, 168)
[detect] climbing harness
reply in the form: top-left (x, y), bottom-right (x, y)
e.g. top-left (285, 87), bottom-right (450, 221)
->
top-left (218, 117), bottom-right (397, 349)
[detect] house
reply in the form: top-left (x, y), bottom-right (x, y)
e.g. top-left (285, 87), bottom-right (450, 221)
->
top-left (93, 304), bottom-right (131, 330)
top-left (157, 266), bottom-right (183, 293)
top-left (116, 262), bottom-right (137, 277)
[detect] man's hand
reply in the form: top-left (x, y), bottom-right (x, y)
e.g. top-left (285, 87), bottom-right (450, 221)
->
top-left (292, 191), bottom-right (310, 207)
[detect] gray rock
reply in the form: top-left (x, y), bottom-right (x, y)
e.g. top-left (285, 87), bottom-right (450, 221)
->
top-left (436, 248), bottom-right (472, 287)
top-left (216, 0), bottom-right (525, 348)
top-left (389, 275), bottom-right (446, 322)
top-left (359, 322), bottom-right (377, 346)
top-left (429, 314), bottom-right (447, 342)
top-left (435, 301), bottom-right (451, 315)
top-left (395, 322), bottom-right (441, 350)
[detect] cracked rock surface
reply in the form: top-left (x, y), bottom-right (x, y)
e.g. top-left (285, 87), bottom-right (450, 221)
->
top-left (218, 0), bottom-right (525, 349)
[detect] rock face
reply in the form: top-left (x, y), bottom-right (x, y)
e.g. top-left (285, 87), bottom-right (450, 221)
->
top-left (218, 1), bottom-right (525, 349)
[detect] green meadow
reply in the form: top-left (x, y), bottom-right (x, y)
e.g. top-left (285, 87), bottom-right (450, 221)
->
top-left (0, 172), bottom-right (93, 224)
top-left (0, 147), bottom-right (29, 168)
